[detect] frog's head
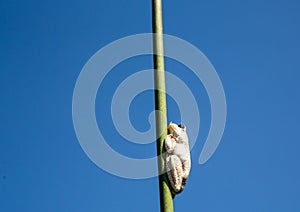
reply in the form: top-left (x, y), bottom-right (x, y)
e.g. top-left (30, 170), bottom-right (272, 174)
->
top-left (168, 122), bottom-right (186, 138)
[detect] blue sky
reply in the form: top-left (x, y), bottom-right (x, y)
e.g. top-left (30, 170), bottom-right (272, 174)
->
top-left (1, 0), bottom-right (300, 211)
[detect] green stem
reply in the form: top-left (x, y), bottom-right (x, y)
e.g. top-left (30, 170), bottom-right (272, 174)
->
top-left (152, 0), bottom-right (174, 211)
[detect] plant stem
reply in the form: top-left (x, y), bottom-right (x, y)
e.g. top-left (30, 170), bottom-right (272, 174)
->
top-left (152, 0), bottom-right (174, 211)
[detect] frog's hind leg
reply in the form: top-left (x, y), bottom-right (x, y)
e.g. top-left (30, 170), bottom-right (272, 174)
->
top-left (181, 157), bottom-right (191, 180)
top-left (166, 155), bottom-right (183, 193)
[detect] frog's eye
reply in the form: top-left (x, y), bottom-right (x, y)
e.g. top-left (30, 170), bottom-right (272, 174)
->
top-left (178, 124), bottom-right (184, 128)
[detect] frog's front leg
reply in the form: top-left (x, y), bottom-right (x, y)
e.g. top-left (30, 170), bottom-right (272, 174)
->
top-left (164, 134), bottom-right (176, 154)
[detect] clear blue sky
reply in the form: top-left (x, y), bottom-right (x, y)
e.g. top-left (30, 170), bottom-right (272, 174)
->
top-left (1, 0), bottom-right (300, 211)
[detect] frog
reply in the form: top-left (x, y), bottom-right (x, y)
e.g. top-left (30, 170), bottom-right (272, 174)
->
top-left (164, 122), bottom-right (191, 197)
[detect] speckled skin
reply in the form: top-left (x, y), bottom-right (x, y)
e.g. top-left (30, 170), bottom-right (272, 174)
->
top-left (164, 123), bottom-right (191, 197)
